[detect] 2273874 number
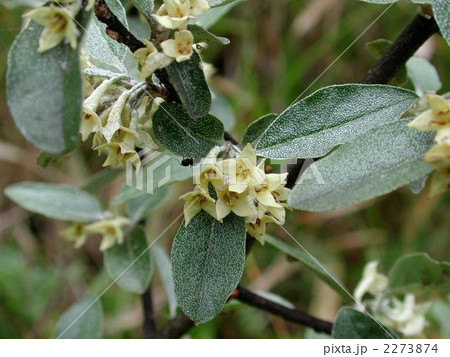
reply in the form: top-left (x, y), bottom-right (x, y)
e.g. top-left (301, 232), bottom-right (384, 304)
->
top-left (383, 344), bottom-right (438, 354)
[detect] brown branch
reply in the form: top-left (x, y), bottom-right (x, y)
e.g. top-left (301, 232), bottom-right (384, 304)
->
top-left (362, 14), bottom-right (439, 84)
top-left (94, 0), bottom-right (145, 52)
top-left (234, 286), bottom-right (333, 334)
top-left (151, 313), bottom-right (195, 339)
top-left (142, 285), bottom-right (157, 338)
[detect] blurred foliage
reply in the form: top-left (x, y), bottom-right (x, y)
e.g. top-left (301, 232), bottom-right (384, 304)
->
top-left (0, 0), bottom-right (449, 338)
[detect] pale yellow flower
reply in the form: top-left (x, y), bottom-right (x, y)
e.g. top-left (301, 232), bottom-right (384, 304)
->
top-left (257, 204), bottom-right (286, 225)
top-left (80, 109), bottom-right (102, 142)
top-left (86, 217), bottom-right (130, 251)
top-left (424, 142), bottom-right (450, 196)
top-left (189, 0), bottom-right (210, 16)
top-left (219, 144), bottom-right (266, 193)
top-left (152, 0), bottom-right (191, 30)
top-left (60, 222), bottom-right (88, 248)
top-left (408, 94), bottom-right (450, 131)
top-left (354, 261), bottom-right (388, 303)
top-left (245, 215), bottom-right (278, 245)
top-left (378, 294), bottom-right (431, 338)
top-left (216, 189), bottom-right (257, 221)
top-left (153, 0), bottom-right (210, 29)
top-left (25, 5), bottom-right (79, 52)
top-left (134, 40), bottom-right (174, 79)
top-left (161, 30), bottom-right (194, 62)
top-left (180, 190), bottom-right (217, 226)
top-left (80, 78), bottom-right (116, 141)
top-left (435, 126), bottom-right (450, 145)
top-left (95, 126), bottom-right (142, 169)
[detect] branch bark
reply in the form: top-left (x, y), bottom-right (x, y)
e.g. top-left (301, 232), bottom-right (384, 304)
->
top-left (362, 14), bottom-right (439, 84)
top-left (142, 285), bottom-right (157, 338)
top-left (234, 286), bottom-right (333, 334)
top-left (94, 0), bottom-right (145, 52)
top-left (151, 313), bottom-right (195, 339)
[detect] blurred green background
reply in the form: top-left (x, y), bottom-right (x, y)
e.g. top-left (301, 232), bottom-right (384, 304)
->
top-left (0, 0), bottom-right (449, 338)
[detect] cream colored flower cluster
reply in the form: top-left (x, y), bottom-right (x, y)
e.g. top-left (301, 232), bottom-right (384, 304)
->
top-left (180, 144), bottom-right (291, 244)
top-left (60, 217), bottom-right (130, 251)
top-left (408, 94), bottom-right (450, 196)
top-left (354, 261), bottom-right (431, 338)
top-left (80, 61), bottom-right (161, 171)
top-left (135, 0), bottom-right (210, 79)
top-left (25, 0), bottom-right (93, 53)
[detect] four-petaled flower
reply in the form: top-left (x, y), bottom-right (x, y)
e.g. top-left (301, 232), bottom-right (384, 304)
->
top-left (180, 190), bottom-right (218, 225)
top-left (353, 261), bottom-right (388, 303)
top-left (161, 30), bottom-right (194, 62)
top-left (153, 0), bottom-right (209, 30)
top-left (85, 217), bottom-right (130, 251)
top-left (25, 5), bottom-right (79, 52)
top-left (378, 294), bottom-right (431, 338)
top-left (134, 39), bottom-right (174, 79)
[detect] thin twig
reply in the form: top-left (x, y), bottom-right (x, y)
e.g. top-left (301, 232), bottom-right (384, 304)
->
top-left (142, 285), bottom-right (157, 338)
top-left (362, 14), bottom-right (439, 84)
top-left (234, 286), bottom-right (333, 334)
top-left (152, 313), bottom-right (195, 339)
top-left (94, 0), bottom-right (145, 52)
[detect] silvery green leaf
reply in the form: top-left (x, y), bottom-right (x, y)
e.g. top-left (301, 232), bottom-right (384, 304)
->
top-left (54, 296), bottom-right (103, 339)
top-left (210, 87), bottom-right (236, 131)
top-left (253, 85), bottom-right (418, 159)
top-left (5, 182), bottom-right (104, 222)
top-left (431, 300), bottom-right (450, 339)
top-left (194, 1), bottom-right (245, 29)
top-left (104, 226), bottom-right (152, 294)
top-left (409, 175), bottom-right (428, 195)
top-left (208, 0), bottom-right (240, 6)
top-left (153, 103), bottom-right (224, 157)
top-left (172, 211), bottom-right (246, 324)
top-left (433, 0), bottom-right (450, 45)
top-left (126, 187), bottom-right (169, 224)
top-left (84, 0), bottom-right (129, 72)
top-left (332, 307), bottom-right (397, 339)
top-left (406, 57), bottom-right (442, 95)
top-left (7, 22), bottom-right (83, 153)
top-left (81, 168), bottom-right (124, 194)
top-left (131, 0), bottom-right (154, 21)
top-left (388, 253), bottom-right (450, 295)
top-left (83, 67), bottom-right (121, 79)
top-left (187, 24), bottom-right (230, 45)
top-left (0, 0), bottom-right (46, 8)
top-left (165, 52), bottom-right (212, 119)
top-left (288, 120), bottom-right (434, 212)
top-left (36, 151), bottom-right (67, 168)
top-left (242, 113), bottom-right (277, 145)
top-left (151, 244), bottom-right (178, 318)
top-left (265, 235), bottom-right (348, 299)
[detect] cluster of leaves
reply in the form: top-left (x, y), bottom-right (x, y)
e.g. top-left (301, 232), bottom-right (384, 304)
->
top-left (3, 0), bottom-right (450, 338)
